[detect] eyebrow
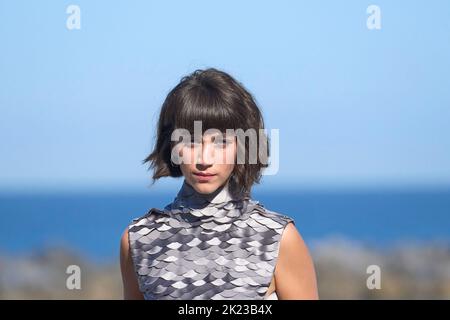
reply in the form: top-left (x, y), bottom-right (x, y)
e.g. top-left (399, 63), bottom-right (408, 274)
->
top-left (191, 133), bottom-right (235, 141)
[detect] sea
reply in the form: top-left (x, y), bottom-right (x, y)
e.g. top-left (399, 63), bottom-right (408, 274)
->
top-left (1, 187), bottom-right (449, 263)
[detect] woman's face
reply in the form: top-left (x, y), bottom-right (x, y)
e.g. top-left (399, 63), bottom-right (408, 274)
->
top-left (177, 130), bottom-right (236, 194)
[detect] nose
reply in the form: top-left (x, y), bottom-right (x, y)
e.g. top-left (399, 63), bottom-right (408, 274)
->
top-left (196, 142), bottom-right (214, 167)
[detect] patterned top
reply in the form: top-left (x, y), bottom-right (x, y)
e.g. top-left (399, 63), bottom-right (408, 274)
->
top-left (128, 179), bottom-right (295, 300)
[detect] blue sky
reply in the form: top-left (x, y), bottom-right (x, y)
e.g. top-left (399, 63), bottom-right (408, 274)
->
top-left (1, 1), bottom-right (449, 192)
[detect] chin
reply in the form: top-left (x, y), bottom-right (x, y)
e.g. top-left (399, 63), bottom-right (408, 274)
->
top-left (191, 182), bottom-right (221, 194)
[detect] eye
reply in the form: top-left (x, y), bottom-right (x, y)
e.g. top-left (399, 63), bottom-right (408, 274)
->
top-left (188, 138), bottom-right (201, 148)
top-left (215, 138), bottom-right (231, 147)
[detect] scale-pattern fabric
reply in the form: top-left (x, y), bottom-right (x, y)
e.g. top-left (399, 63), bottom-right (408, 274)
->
top-left (128, 180), bottom-right (295, 300)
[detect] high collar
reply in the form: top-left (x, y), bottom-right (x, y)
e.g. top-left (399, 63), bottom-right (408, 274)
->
top-left (176, 179), bottom-right (241, 205)
top-left (169, 179), bottom-right (247, 220)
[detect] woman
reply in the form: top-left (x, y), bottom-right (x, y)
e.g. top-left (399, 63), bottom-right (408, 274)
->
top-left (120, 68), bottom-right (318, 300)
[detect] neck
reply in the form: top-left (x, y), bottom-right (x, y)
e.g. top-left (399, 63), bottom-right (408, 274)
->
top-left (176, 179), bottom-right (238, 207)
top-left (170, 178), bottom-right (247, 220)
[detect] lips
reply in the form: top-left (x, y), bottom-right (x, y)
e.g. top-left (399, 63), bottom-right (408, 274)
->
top-left (193, 172), bottom-right (216, 177)
top-left (193, 172), bottom-right (217, 182)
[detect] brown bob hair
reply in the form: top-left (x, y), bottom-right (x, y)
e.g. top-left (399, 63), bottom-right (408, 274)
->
top-left (143, 68), bottom-right (269, 196)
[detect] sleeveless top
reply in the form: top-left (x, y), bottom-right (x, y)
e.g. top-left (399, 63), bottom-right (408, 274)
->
top-left (128, 179), bottom-right (295, 300)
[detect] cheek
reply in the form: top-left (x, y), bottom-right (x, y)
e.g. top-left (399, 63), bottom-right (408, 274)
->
top-left (179, 146), bottom-right (196, 165)
top-left (221, 143), bottom-right (236, 174)
top-left (179, 164), bottom-right (188, 177)
top-left (220, 142), bottom-right (237, 164)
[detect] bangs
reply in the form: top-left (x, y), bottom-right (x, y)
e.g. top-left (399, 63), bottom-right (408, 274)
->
top-left (173, 86), bottom-right (244, 135)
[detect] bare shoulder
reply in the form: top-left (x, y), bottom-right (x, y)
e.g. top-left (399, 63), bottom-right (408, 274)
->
top-left (274, 222), bottom-right (319, 299)
top-left (119, 227), bottom-right (131, 279)
top-left (280, 222), bottom-right (302, 247)
top-left (120, 227), bottom-right (129, 252)
top-left (119, 226), bottom-right (144, 300)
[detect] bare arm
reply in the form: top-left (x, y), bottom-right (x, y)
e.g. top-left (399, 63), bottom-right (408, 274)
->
top-left (120, 228), bottom-right (144, 300)
top-left (274, 222), bottom-right (319, 299)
